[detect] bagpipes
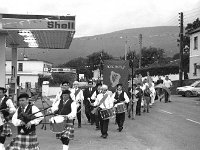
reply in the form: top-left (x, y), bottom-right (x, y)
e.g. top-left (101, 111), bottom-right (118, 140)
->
top-left (18, 105), bottom-right (52, 124)
top-left (0, 107), bottom-right (15, 123)
top-left (24, 92), bottom-right (55, 130)
top-left (0, 108), bottom-right (10, 126)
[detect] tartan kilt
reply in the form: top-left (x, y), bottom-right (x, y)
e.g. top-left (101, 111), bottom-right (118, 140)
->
top-left (56, 123), bottom-right (74, 140)
top-left (6, 134), bottom-right (39, 150)
top-left (0, 123), bottom-right (12, 137)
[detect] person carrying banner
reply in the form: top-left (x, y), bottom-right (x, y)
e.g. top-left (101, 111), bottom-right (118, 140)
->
top-left (71, 81), bottom-right (84, 128)
top-left (91, 84), bottom-right (113, 138)
top-left (83, 80), bottom-right (95, 125)
top-left (91, 83), bottom-right (102, 130)
top-left (6, 93), bottom-right (44, 150)
top-left (111, 84), bottom-right (129, 132)
top-left (0, 87), bottom-right (16, 150)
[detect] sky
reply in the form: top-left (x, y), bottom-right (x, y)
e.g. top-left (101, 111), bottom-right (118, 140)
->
top-left (0, 0), bottom-right (200, 37)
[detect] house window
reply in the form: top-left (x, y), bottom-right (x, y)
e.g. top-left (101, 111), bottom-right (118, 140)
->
top-left (194, 36), bottom-right (198, 50)
top-left (18, 63), bottom-right (23, 71)
top-left (71, 22), bottom-right (74, 29)
top-left (193, 63), bottom-right (197, 76)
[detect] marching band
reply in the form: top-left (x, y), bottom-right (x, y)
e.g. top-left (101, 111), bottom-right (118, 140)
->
top-left (0, 74), bottom-right (172, 150)
top-left (0, 87), bottom-right (16, 150)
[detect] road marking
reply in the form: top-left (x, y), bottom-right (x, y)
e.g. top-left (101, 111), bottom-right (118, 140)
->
top-left (159, 109), bottom-right (173, 115)
top-left (186, 119), bottom-right (200, 125)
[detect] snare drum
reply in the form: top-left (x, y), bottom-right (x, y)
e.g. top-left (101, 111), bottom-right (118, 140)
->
top-left (100, 108), bottom-right (115, 120)
top-left (50, 116), bottom-right (73, 133)
top-left (115, 103), bottom-right (126, 114)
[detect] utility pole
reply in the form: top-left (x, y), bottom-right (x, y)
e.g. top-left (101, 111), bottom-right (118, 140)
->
top-left (179, 12), bottom-right (184, 86)
top-left (129, 51), bottom-right (134, 99)
top-left (99, 51), bottom-right (103, 83)
top-left (139, 34), bottom-right (142, 69)
top-left (124, 36), bottom-right (128, 60)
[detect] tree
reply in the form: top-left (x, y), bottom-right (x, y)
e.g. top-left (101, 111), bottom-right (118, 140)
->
top-left (124, 50), bottom-right (139, 68)
top-left (141, 47), bottom-right (165, 67)
top-left (185, 18), bottom-right (200, 33)
top-left (173, 53), bottom-right (180, 60)
top-left (87, 50), bottom-right (113, 71)
top-left (58, 57), bottom-right (88, 68)
top-left (58, 57), bottom-right (93, 80)
top-left (49, 72), bottom-right (77, 86)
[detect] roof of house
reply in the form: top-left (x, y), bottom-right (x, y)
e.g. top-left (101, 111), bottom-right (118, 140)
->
top-left (6, 59), bottom-right (53, 64)
top-left (188, 27), bottom-right (200, 35)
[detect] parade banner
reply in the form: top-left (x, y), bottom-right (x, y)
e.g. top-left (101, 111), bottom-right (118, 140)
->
top-left (103, 60), bottom-right (129, 92)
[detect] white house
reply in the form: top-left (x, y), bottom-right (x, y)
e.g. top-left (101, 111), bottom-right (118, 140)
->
top-left (188, 27), bottom-right (200, 79)
top-left (6, 57), bottom-right (52, 88)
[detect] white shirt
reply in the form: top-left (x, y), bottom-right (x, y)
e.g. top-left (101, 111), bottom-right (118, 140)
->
top-left (1, 96), bottom-right (16, 114)
top-left (164, 80), bottom-right (172, 88)
top-left (111, 91), bottom-right (130, 103)
top-left (93, 93), bottom-right (114, 109)
top-left (91, 90), bottom-right (100, 100)
top-left (149, 82), bottom-right (156, 94)
top-left (12, 105), bottom-right (44, 126)
top-left (141, 83), bottom-right (149, 91)
top-left (70, 88), bottom-right (84, 104)
top-left (51, 99), bottom-right (77, 119)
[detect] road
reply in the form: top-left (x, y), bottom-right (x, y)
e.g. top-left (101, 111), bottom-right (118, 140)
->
top-left (5, 95), bottom-right (200, 150)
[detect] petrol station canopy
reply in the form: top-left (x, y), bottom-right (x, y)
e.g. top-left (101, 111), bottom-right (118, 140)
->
top-left (0, 13), bottom-right (75, 49)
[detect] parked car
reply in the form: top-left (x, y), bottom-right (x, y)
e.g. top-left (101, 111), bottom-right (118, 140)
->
top-left (176, 80), bottom-right (200, 97)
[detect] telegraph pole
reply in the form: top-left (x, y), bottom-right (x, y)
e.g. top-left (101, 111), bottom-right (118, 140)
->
top-left (99, 51), bottom-right (103, 83)
top-left (179, 12), bottom-right (184, 86)
top-left (139, 34), bottom-right (142, 69)
top-left (124, 36), bottom-right (128, 60)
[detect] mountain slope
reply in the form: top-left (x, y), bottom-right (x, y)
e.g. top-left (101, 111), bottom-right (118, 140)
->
top-left (6, 26), bottom-right (179, 66)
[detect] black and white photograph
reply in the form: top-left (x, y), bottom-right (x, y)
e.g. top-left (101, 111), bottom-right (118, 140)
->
top-left (0, 0), bottom-right (200, 149)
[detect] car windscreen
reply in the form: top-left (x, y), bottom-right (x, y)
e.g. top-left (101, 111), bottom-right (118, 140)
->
top-left (190, 81), bottom-right (200, 87)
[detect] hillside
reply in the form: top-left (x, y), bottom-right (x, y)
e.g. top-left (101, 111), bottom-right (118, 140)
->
top-left (5, 26), bottom-right (179, 66)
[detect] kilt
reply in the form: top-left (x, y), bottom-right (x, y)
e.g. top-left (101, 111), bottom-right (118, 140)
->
top-left (56, 123), bottom-right (74, 140)
top-left (0, 123), bottom-right (12, 137)
top-left (6, 133), bottom-right (39, 150)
